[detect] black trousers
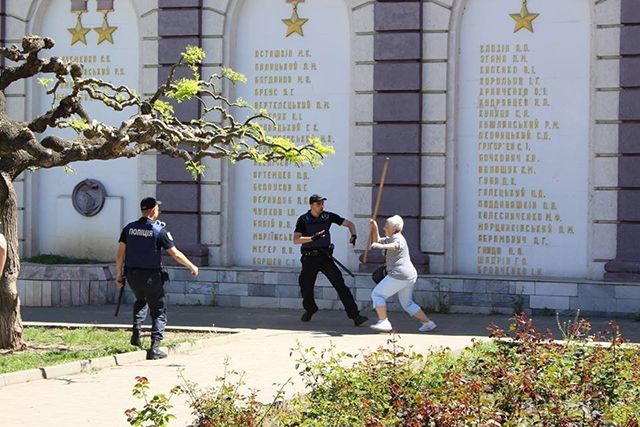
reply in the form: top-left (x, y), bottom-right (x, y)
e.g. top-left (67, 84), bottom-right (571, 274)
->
top-left (298, 254), bottom-right (359, 318)
top-left (127, 269), bottom-right (166, 342)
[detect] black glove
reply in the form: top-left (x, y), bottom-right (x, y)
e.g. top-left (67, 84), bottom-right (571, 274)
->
top-left (311, 230), bottom-right (326, 241)
top-left (349, 234), bottom-right (357, 246)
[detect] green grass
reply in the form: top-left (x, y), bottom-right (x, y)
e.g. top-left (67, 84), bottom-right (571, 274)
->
top-left (0, 327), bottom-right (208, 374)
top-left (24, 254), bottom-right (105, 264)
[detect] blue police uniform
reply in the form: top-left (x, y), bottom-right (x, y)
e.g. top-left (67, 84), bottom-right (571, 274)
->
top-left (119, 217), bottom-right (174, 342)
top-left (295, 210), bottom-right (360, 319)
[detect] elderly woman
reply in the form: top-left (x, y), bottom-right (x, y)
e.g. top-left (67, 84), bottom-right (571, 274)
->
top-left (369, 215), bottom-right (437, 332)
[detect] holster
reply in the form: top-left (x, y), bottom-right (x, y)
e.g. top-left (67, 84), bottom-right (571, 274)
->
top-left (160, 269), bottom-right (170, 283)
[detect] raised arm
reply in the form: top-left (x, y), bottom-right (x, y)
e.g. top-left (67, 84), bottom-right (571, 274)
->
top-left (369, 219), bottom-right (382, 243)
top-left (369, 220), bottom-right (400, 251)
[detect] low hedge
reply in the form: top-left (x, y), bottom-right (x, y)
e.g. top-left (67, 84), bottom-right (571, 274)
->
top-left (126, 314), bottom-right (640, 426)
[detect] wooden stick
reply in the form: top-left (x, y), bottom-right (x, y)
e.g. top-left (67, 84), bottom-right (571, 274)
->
top-left (363, 157), bottom-right (389, 264)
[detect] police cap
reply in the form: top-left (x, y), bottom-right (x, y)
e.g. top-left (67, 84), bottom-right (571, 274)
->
top-left (309, 194), bottom-right (327, 204)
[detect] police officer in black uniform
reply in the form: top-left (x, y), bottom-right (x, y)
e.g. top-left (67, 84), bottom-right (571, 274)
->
top-left (293, 194), bottom-right (368, 326)
top-left (115, 197), bottom-right (199, 360)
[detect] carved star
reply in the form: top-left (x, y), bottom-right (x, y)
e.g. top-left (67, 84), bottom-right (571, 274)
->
top-left (510, 0), bottom-right (539, 33)
top-left (93, 16), bottom-right (117, 44)
top-left (282, 8), bottom-right (308, 37)
top-left (68, 14), bottom-right (91, 45)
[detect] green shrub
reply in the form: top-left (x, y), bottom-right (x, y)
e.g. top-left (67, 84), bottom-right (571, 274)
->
top-left (279, 316), bottom-right (640, 426)
top-left (126, 315), bottom-right (640, 426)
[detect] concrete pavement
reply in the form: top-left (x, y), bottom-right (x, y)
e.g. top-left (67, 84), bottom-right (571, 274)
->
top-left (21, 305), bottom-right (640, 341)
top-left (0, 306), bottom-right (637, 426)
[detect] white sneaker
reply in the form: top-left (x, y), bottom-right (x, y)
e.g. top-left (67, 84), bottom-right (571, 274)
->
top-left (419, 320), bottom-right (437, 332)
top-left (370, 318), bottom-right (393, 332)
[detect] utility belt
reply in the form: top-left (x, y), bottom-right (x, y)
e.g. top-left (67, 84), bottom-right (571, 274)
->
top-left (301, 244), bottom-right (333, 257)
top-left (124, 267), bottom-right (170, 282)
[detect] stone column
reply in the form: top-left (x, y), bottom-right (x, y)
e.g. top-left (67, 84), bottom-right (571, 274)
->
top-left (362, 0), bottom-right (429, 272)
top-left (605, 0), bottom-right (640, 282)
top-left (156, 0), bottom-right (208, 266)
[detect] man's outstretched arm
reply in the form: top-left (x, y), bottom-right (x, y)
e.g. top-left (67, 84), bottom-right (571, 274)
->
top-left (165, 247), bottom-right (199, 276)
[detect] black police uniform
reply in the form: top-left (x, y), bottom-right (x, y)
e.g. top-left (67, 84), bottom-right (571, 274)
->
top-left (295, 210), bottom-right (360, 318)
top-left (119, 217), bottom-right (174, 342)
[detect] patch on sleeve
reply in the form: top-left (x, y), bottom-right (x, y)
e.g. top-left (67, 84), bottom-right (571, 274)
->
top-left (166, 232), bottom-right (174, 241)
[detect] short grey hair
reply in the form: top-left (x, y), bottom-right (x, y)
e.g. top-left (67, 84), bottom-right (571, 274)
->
top-left (386, 215), bottom-right (404, 233)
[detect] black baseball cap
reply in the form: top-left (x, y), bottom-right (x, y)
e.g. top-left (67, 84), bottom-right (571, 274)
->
top-left (140, 197), bottom-right (161, 211)
top-left (309, 194), bottom-right (327, 204)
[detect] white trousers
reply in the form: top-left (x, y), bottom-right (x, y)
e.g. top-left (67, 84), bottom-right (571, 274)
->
top-left (371, 275), bottom-right (421, 316)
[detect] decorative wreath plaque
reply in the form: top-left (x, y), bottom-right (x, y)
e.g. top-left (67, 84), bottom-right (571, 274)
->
top-left (71, 179), bottom-right (107, 217)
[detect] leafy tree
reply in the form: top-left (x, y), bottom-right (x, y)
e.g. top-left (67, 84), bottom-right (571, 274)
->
top-left (0, 36), bottom-right (332, 349)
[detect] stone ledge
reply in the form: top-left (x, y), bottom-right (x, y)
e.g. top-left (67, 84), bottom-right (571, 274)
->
top-left (42, 360), bottom-right (91, 379)
top-left (20, 263), bottom-right (115, 281)
top-left (114, 350), bottom-right (148, 366)
top-left (16, 265), bottom-right (640, 316)
top-left (161, 273), bottom-right (639, 317)
top-left (0, 369), bottom-right (44, 387)
top-left (535, 282), bottom-right (578, 297)
top-left (530, 295), bottom-right (570, 310)
top-left (90, 355), bottom-right (118, 370)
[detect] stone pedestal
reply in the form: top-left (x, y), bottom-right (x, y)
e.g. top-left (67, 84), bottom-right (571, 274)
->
top-left (17, 263), bottom-right (118, 307)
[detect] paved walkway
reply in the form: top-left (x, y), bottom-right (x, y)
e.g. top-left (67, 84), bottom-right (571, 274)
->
top-left (1, 306), bottom-right (638, 426)
top-left (21, 305), bottom-right (640, 341)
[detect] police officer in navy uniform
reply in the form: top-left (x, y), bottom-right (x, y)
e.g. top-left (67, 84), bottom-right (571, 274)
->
top-left (115, 197), bottom-right (199, 360)
top-left (293, 194), bottom-right (368, 326)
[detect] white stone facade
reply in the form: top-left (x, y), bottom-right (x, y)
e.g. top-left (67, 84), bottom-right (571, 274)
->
top-left (1, 0), bottom-right (623, 283)
top-left (3, 0), bottom-right (160, 259)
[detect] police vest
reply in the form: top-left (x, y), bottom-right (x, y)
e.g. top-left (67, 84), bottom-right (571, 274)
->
top-left (123, 219), bottom-right (166, 269)
top-left (300, 212), bottom-right (333, 249)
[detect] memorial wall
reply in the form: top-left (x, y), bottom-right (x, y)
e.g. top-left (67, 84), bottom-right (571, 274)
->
top-left (454, 0), bottom-right (590, 278)
top-left (231, 0), bottom-right (350, 267)
top-left (33, 0), bottom-right (140, 260)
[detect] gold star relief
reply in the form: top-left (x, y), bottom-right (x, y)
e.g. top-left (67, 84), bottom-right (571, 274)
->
top-left (68, 13), bottom-right (91, 45)
top-left (510, 0), bottom-right (539, 33)
top-left (282, 8), bottom-right (308, 37)
top-left (93, 15), bottom-right (117, 44)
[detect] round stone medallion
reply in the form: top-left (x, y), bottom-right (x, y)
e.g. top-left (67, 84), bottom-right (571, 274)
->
top-left (72, 179), bottom-right (107, 217)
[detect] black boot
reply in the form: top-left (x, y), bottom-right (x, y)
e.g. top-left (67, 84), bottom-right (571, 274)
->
top-left (130, 327), bottom-right (141, 347)
top-left (147, 340), bottom-right (167, 360)
top-left (301, 308), bottom-right (318, 322)
top-left (353, 315), bottom-right (368, 326)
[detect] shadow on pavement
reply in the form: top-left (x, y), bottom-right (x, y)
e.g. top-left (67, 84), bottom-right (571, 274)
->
top-left (21, 305), bottom-right (640, 343)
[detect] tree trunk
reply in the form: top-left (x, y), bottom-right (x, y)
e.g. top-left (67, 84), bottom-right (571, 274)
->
top-left (0, 172), bottom-right (25, 350)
